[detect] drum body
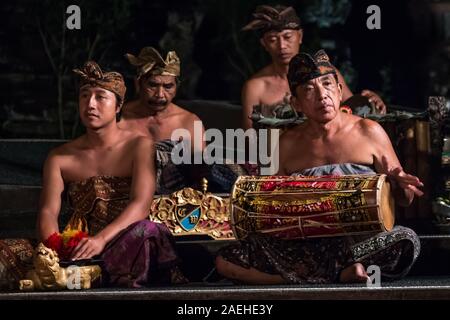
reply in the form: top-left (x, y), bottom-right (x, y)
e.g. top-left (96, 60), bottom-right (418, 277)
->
top-left (230, 174), bottom-right (394, 239)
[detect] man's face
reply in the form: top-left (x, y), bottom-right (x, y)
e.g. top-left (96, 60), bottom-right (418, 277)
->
top-left (139, 74), bottom-right (177, 112)
top-left (260, 29), bottom-right (302, 65)
top-left (293, 74), bottom-right (342, 123)
top-left (79, 86), bottom-right (119, 129)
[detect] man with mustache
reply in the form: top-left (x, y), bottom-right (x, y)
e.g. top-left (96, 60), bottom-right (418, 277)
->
top-left (119, 47), bottom-right (206, 194)
top-left (241, 5), bottom-right (387, 130)
top-left (120, 47), bottom-right (205, 151)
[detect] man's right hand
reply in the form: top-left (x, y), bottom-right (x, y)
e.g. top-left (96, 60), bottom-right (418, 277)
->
top-left (387, 166), bottom-right (424, 198)
top-left (381, 155), bottom-right (424, 204)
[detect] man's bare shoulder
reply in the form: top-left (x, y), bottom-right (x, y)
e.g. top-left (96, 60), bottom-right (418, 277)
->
top-left (50, 137), bottom-right (85, 156)
top-left (356, 116), bottom-right (385, 135)
top-left (242, 76), bottom-right (266, 94)
top-left (241, 79), bottom-right (266, 111)
top-left (127, 134), bottom-right (154, 151)
top-left (44, 137), bottom-right (85, 167)
top-left (250, 65), bottom-right (274, 79)
top-left (243, 65), bottom-right (275, 90)
top-left (171, 103), bottom-right (202, 123)
top-left (350, 116), bottom-right (390, 145)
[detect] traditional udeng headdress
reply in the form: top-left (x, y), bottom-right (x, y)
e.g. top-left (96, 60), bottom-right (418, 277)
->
top-left (125, 47), bottom-right (180, 79)
top-left (242, 5), bottom-right (301, 36)
top-left (73, 61), bottom-right (126, 105)
top-left (288, 50), bottom-right (337, 93)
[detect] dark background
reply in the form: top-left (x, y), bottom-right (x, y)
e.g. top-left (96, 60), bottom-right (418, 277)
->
top-left (0, 0), bottom-right (448, 139)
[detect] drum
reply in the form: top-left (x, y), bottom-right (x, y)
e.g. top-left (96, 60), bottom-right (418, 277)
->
top-left (230, 174), bottom-right (395, 239)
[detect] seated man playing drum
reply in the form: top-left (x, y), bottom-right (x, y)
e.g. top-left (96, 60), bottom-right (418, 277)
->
top-left (216, 50), bottom-right (423, 284)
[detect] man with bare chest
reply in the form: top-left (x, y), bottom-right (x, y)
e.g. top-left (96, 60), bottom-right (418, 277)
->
top-left (36, 61), bottom-right (184, 287)
top-left (241, 5), bottom-right (386, 130)
top-left (119, 47), bottom-right (204, 151)
top-left (278, 97), bottom-right (388, 176)
top-left (119, 47), bottom-right (205, 193)
top-left (278, 50), bottom-right (423, 204)
top-left (216, 50), bottom-right (422, 285)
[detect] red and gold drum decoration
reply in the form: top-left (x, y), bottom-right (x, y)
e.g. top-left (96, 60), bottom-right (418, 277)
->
top-left (230, 175), bottom-right (395, 240)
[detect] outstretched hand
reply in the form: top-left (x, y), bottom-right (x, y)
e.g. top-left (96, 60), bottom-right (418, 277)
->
top-left (382, 156), bottom-right (424, 198)
top-left (361, 90), bottom-right (387, 114)
top-left (71, 235), bottom-right (106, 260)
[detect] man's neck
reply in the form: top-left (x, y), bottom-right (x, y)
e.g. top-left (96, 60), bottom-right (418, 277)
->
top-left (307, 115), bottom-right (343, 138)
top-left (271, 61), bottom-right (289, 78)
top-left (85, 123), bottom-right (121, 148)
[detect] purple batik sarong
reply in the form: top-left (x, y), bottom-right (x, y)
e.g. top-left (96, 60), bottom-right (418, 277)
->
top-left (101, 220), bottom-right (180, 287)
top-left (66, 175), bottom-right (183, 287)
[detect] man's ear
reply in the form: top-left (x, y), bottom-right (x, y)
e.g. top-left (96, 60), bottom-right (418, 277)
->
top-left (134, 78), bottom-right (140, 96)
top-left (115, 100), bottom-right (123, 122)
top-left (337, 82), bottom-right (343, 102)
top-left (291, 94), bottom-right (302, 112)
top-left (298, 29), bottom-right (303, 45)
top-left (259, 37), bottom-right (268, 51)
top-left (116, 103), bottom-right (122, 114)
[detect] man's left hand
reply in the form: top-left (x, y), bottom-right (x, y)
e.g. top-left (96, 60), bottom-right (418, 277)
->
top-left (361, 90), bottom-right (387, 114)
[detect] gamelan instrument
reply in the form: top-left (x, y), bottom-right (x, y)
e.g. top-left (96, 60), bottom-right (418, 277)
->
top-left (230, 174), bottom-right (395, 239)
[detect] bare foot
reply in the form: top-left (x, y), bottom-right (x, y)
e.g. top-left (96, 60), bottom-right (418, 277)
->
top-left (339, 263), bottom-right (369, 283)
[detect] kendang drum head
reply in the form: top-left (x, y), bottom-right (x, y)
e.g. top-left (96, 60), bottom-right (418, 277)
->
top-left (230, 174), bottom-right (395, 240)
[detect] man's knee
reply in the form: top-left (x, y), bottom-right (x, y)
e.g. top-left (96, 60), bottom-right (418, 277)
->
top-left (215, 255), bottom-right (227, 275)
top-left (132, 219), bottom-right (154, 231)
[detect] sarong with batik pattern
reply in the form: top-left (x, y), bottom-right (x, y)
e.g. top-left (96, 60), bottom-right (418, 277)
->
top-left (65, 175), bottom-right (182, 287)
top-left (218, 163), bottom-right (421, 283)
top-left (0, 239), bottom-right (34, 290)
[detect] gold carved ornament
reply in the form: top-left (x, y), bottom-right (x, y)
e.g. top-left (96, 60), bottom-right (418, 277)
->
top-left (19, 243), bottom-right (101, 291)
top-left (149, 178), bottom-right (234, 240)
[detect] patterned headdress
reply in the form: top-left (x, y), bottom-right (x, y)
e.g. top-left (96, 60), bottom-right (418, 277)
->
top-left (125, 47), bottom-right (180, 79)
top-left (242, 5), bottom-right (301, 36)
top-left (73, 61), bottom-right (126, 105)
top-left (288, 50), bottom-right (337, 93)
